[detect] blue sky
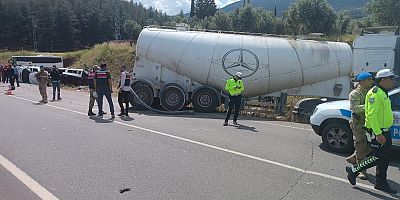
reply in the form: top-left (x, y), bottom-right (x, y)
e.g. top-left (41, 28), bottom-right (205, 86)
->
top-left (132, 0), bottom-right (241, 15)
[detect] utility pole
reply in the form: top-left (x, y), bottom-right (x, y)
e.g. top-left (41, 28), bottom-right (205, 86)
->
top-left (190, 0), bottom-right (195, 18)
top-left (114, 16), bottom-right (121, 41)
top-left (31, 12), bottom-right (39, 52)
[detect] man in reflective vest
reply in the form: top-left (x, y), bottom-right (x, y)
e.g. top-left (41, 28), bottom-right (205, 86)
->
top-left (117, 65), bottom-right (133, 117)
top-left (345, 69), bottom-right (398, 194)
top-left (223, 72), bottom-right (244, 126)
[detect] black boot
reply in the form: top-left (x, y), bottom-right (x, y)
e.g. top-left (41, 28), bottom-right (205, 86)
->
top-left (88, 109), bottom-right (96, 116)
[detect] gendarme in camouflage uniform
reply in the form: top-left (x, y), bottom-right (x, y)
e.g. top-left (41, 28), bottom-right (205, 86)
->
top-left (347, 72), bottom-right (374, 177)
top-left (35, 66), bottom-right (49, 103)
top-left (349, 83), bottom-right (372, 163)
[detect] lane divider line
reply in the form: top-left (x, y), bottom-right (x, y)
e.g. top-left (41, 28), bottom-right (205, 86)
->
top-left (8, 95), bottom-right (375, 192)
top-left (253, 121), bottom-right (314, 131)
top-left (0, 154), bottom-right (59, 200)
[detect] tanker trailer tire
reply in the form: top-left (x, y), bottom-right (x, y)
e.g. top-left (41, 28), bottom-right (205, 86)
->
top-left (160, 85), bottom-right (186, 111)
top-left (22, 69), bottom-right (30, 83)
top-left (130, 83), bottom-right (154, 110)
top-left (192, 88), bottom-right (219, 113)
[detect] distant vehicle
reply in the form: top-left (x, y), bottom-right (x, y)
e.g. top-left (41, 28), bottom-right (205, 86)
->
top-left (11, 55), bottom-right (63, 69)
top-left (60, 68), bottom-right (88, 86)
top-left (12, 55), bottom-right (64, 83)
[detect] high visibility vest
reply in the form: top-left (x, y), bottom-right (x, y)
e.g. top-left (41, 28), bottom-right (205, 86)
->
top-left (364, 86), bottom-right (393, 135)
top-left (225, 78), bottom-right (244, 96)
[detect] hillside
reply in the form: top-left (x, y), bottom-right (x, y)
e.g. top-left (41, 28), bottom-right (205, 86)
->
top-left (221, 0), bottom-right (368, 18)
top-left (0, 42), bottom-right (135, 81)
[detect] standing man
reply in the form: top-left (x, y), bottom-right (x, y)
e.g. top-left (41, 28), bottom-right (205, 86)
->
top-left (345, 72), bottom-right (374, 180)
top-left (8, 64), bottom-right (15, 90)
top-left (3, 64), bottom-right (9, 83)
top-left (50, 65), bottom-right (62, 101)
top-left (0, 64), bottom-right (3, 83)
top-left (223, 72), bottom-right (244, 126)
top-left (94, 63), bottom-right (115, 118)
top-left (117, 65), bottom-right (133, 117)
top-left (34, 66), bottom-right (49, 103)
top-left (345, 69), bottom-right (397, 194)
top-left (87, 65), bottom-right (98, 116)
top-left (13, 65), bottom-right (19, 87)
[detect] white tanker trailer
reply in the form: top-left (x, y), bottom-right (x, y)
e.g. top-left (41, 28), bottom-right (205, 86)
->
top-left (131, 27), bottom-right (353, 112)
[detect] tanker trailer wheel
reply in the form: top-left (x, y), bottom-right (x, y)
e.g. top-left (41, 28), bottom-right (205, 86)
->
top-left (130, 83), bottom-right (154, 110)
top-left (22, 69), bottom-right (30, 83)
top-left (160, 85), bottom-right (186, 111)
top-left (192, 88), bottom-right (219, 112)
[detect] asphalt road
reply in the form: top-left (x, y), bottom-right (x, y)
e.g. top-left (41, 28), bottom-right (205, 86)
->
top-left (0, 82), bottom-right (399, 200)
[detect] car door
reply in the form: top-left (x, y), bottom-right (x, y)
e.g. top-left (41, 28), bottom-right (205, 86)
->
top-left (390, 92), bottom-right (400, 147)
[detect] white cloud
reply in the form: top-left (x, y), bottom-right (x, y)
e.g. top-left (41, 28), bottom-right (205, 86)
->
top-left (133, 0), bottom-right (241, 15)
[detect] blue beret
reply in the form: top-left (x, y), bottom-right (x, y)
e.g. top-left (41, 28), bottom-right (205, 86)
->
top-left (356, 72), bottom-right (372, 81)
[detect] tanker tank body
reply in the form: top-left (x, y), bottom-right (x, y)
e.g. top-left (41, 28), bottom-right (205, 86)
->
top-left (132, 27), bottom-right (352, 112)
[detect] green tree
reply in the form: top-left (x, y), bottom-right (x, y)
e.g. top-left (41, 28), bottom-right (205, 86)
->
top-left (366, 0), bottom-right (400, 26)
top-left (211, 11), bottom-right (231, 30)
top-left (335, 11), bottom-right (351, 35)
top-left (123, 20), bottom-right (142, 40)
top-left (284, 0), bottom-right (337, 35)
top-left (194, 0), bottom-right (217, 19)
top-left (230, 6), bottom-right (257, 32)
top-left (52, 0), bottom-right (79, 51)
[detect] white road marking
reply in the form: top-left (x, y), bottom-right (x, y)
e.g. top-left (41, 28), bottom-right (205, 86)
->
top-left (8, 95), bottom-right (376, 192)
top-left (253, 121), bottom-right (314, 131)
top-left (0, 154), bottom-right (59, 200)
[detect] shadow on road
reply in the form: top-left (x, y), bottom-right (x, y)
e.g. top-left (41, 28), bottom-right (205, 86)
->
top-left (362, 173), bottom-right (400, 192)
top-left (353, 187), bottom-right (399, 200)
top-left (89, 116), bottom-right (114, 123)
top-left (233, 124), bottom-right (258, 133)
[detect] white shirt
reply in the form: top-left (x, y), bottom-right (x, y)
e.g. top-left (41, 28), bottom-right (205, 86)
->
top-left (119, 70), bottom-right (133, 92)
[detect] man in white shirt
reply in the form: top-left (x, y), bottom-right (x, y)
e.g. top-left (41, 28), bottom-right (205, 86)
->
top-left (117, 65), bottom-right (133, 117)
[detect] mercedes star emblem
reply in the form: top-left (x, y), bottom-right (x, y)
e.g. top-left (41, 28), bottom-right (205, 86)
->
top-left (222, 48), bottom-right (259, 78)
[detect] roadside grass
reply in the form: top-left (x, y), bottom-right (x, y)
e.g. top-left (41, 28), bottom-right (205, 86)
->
top-left (1, 42), bottom-right (135, 85)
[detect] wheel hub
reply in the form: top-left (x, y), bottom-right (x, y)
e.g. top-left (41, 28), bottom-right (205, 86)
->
top-left (199, 94), bottom-right (211, 107)
top-left (166, 92), bottom-right (179, 106)
top-left (327, 128), bottom-right (348, 148)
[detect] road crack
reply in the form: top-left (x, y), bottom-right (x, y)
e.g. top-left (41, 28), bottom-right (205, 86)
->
top-left (279, 129), bottom-right (315, 200)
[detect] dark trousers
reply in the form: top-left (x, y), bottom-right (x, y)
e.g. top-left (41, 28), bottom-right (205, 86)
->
top-left (118, 91), bottom-right (130, 115)
top-left (354, 131), bottom-right (392, 185)
top-left (225, 95), bottom-right (241, 122)
top-left (15, 74), bottom-right (19, 87)
top-left (2, 74), bottom-right (8, 83)
top-left (9, 76), bottom-right (15, 89)
top-left (97, 90), bottom-right (114, 115)
top-left (52, 81), bottom-right (61, 99)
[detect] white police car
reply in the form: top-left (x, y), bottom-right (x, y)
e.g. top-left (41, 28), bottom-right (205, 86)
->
top-left (310, 87), bottom-right (400, 153)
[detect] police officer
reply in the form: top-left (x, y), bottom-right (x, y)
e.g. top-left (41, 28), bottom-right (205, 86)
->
top-left (93, 63), bottom-right (115, 118)
top-left (345, 72), bottom-right (374, 180)
top-left (223, 72), bottom-right (244, 126)
top-left (50, 65), bottom-right (61, 100)
top-left (34, 66), bottom-right (49, 103)
top-left (345, 69), bottom-right (398, 194)
top-left (117, 65), bottom-right (133, 117)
